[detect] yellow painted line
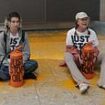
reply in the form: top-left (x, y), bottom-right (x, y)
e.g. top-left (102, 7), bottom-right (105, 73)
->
top-left (58, 79), bottom-right (76, 90)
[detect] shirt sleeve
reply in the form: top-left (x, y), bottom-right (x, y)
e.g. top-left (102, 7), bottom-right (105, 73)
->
top-left (0, 32), bottom-right (9, 65)
top-left (89, 30), bottom-right (99, 47)
top-left (22, 32), bottom-right (30, 63)
top-left (66, 30), bottom-right (74, 46)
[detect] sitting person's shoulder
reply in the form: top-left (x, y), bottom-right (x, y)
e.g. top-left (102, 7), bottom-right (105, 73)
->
top-left (88, 28), bottom-right (96, 35)
top-left (0, 31), bottom-right (6, 39)
top-left (67, 27), bottom-right (75, 35)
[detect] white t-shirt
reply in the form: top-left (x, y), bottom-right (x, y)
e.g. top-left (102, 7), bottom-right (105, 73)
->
top-left (66, 28), bottom-right (99, 50)
top-left (10, 32), bottom-right (21, 50)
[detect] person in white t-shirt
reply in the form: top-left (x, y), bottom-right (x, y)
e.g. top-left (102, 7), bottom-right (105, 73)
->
top-left (62, 12), bottom-right (105, 94)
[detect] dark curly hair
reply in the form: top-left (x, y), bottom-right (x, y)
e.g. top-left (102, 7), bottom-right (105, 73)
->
top-left (7, 12), bottom-right (21, 22)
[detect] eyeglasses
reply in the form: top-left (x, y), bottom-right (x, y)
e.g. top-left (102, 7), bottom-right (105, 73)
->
top-left (80, 18), bottom-right (90, 21)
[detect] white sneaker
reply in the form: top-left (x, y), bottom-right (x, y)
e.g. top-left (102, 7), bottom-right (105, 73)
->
top-left (102, 85), bottom-right (105, 88)
top-left (98, 84), bottom-right (105, 89)
top-left (79, 83), bottom-right (89, 94)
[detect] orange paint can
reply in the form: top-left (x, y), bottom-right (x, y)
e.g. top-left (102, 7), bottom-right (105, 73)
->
top-left (9, 49), bottom-right (24, 87)
top-left (81, 43), bottom-right (95, 79)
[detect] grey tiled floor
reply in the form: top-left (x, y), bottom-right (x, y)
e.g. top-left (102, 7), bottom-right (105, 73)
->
top-left (0, 60), bottom-right (105, 105)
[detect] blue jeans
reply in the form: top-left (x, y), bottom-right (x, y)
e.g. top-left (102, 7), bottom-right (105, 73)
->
top-left (0, 60), bottom-right (38, 81)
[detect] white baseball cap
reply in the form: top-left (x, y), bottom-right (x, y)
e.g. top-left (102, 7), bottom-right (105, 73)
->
top-left (75, 12), bottom-right (89, 20)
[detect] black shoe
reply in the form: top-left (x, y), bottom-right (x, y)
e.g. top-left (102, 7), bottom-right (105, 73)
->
top-left (24, 73), bottom-right (37, 79)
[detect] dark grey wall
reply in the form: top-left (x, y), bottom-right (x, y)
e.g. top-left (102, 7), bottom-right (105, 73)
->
top-left (46, 0), bottom-right (100, 22)
top-left (0, 0), bottom-right (45, 23)
top-left (0, 0), bottom-right (100, 23)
